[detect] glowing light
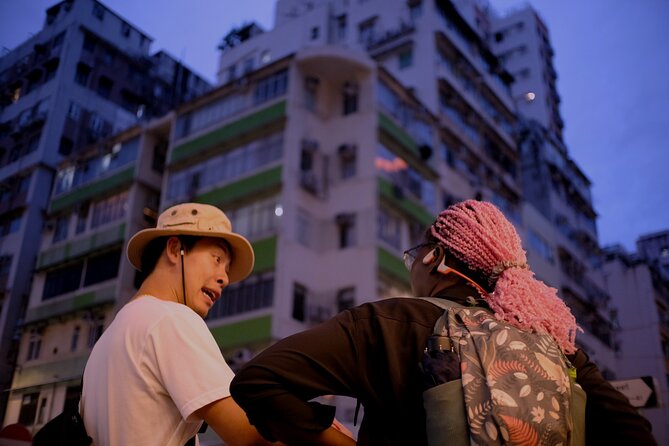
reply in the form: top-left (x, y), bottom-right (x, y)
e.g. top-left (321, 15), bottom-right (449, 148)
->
top-left (374, 156), bottom-right (408, 173)
top-left (524, 92), bottom-right (536, 102)
top-left (274, 205), bottom-right (284, 217)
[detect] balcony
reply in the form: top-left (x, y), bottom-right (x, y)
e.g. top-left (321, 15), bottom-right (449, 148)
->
top-left (366, 22), bottom-right (415, 58)
top-left (37, 222), bottom-right (126, 270)
top-left (24, 283), bottom-right (116, 325)
top-left (170, 100), bottom-right (286, 166)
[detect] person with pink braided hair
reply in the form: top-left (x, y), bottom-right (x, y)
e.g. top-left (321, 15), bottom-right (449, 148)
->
top-left (231, 200), bottom-right (656, 446)
top-left (428, 200), bottom-right (579, 354)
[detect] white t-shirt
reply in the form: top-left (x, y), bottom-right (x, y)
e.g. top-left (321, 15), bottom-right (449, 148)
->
top-left (81, 296), bottom-right (235, 446)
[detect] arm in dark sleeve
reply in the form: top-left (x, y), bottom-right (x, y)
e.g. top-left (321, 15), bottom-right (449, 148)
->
top-left (568, 349), bottom-right (658, 446)
top-left (230, 310), bottom-right (362, 443)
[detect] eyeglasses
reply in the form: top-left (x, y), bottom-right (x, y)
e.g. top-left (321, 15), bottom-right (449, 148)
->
top-left (402, 243), bottom-right (433, 271)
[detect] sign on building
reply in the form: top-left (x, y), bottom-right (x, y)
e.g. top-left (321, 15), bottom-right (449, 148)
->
top-left (610, 376), bottom-right (659, 408)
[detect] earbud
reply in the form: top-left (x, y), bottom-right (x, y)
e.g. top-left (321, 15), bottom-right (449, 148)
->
top-left (180, 249), bottom-right (185, 256)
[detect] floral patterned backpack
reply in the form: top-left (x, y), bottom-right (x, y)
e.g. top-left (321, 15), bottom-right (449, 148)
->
top-left (419, 297), bottom-right (586, 446)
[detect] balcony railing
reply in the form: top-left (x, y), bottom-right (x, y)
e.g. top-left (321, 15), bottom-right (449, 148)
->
top-left (54, 139), bottom-right (138, 196)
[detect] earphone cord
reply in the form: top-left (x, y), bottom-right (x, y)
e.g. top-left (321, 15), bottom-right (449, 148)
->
top-left (180, 246), bottom-right (187, 308)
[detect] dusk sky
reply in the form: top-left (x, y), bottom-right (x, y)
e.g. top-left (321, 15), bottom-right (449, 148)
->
top-left (1, 0), bottom-right (668, 252)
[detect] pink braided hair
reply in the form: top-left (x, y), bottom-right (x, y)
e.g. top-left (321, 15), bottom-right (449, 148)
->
top-left (430, 200), bottom-right (580, 354)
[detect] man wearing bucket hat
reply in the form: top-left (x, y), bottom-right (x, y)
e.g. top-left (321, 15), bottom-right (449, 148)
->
top-left (80, 203), bottom-right (274, 446)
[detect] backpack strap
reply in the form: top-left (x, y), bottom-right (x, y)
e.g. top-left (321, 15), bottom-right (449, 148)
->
top-left (418, 297), bottom-right (467, 337)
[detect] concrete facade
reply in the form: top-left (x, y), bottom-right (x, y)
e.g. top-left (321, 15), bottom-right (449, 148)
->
top-left (0, 0), bottom-right (208, 426)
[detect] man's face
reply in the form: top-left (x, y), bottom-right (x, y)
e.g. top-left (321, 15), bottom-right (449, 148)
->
top-left (183, 237), bottom-right (231, 318)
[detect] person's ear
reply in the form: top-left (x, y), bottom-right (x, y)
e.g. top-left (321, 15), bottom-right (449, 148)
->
top-left (422, 246), bottom-right (443, 267)
top-left (165, 237), bottom-right (182, 263)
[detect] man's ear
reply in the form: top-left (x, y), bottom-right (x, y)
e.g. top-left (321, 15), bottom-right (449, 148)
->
top-left (165, 236), bottom-right (183, 264)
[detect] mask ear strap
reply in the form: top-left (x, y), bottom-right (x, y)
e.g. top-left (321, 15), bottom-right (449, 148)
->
top-left (434, 255), bottom-right (490, 298)
top-left (422, 246), bottom-right (443, 265)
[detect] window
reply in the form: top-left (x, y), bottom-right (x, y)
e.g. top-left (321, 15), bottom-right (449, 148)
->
top-left (44, 58), bottom-right (60, 81)
top-left (296, 209), bottom-right (312, 247)
top-left (528, 229), bottom-right (554, 264)
top-left (342, 81), bottom-right (358, 115)
top-left (152, 142), bottom-right (167, 173)
top-left (97, 76), bottom-right (113, 99)
top-left (336, 14), bottom-right (347, 41)
top-left (206, 272), bottom-right (274, 319)
top-left (1, 215), bottom-right (21, 236)
top-left (67, 101), bottom-right (81, 120)
top-left (253, 69), bottom-right (288, 105)
top-left (336, 213), bottom-right (356, 248)
top-left (75, 203), bottom-right (89, 234)
top-left (18, 392), bottom-right (39, 426)
top-left (52, 214), bottom-right (69, 243)
top-left (226, 197), bottom-right (278, 239)
top-left (398, 48), bottom-right (413, 69)
top-left (227, 64), bottom-right (236, 83)
top-left (167, 133), bottom-right (283, 203)
top-left (36, 397), bottom-right (48, 424)
top-left (304, 76), bottom-right (319, 112)
top-left (358, 18), bottom-right (376, 44)
top-left (43, 261), bottom-right (83, 300)
top-left (83, 249), bottom-right (121, 286)
top-left (243, 58), bottom-right (254, 75)
top-left (88, 316), bottom-right (105, 348)
top-left (25, 69), bottom-right (42, 94)
top-left (82, 34), bottom-right (96, 52)
top-left (58, 136), bottom-right (73, 155)
top-left (292, 283), bottom-right (307, 321)
top-left (70, 326), bottom-right (80, 352)
top-left (338, 144), bottom-right (357, 179)
top-left (378, 208), bottom-right (401, 249)
top-left (88, 113), bottom-right (103, 133)
top-left (26, 330), bottom-right (42, 361)
top-left (75, 63), bottom-right (91, 86)
top-left (121, 22), bottom-right (131, 38)
top-left (310, 26), bottom-right (319, 40)
top-left (90, 191), bottom-right (128, 228)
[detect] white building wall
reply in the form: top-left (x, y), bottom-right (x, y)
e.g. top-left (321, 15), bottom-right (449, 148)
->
top-left (604, 257), bottom-right (669, 445)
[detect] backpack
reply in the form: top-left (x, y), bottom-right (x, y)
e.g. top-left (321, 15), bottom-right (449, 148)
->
top-left (418, 298), bottom-right (586, 446)
top-left (32, 403), bottom-right (92, 446)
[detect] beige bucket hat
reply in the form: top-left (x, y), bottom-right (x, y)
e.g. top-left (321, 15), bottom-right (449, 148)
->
top-left (126, 203), bottom-right (254, 284)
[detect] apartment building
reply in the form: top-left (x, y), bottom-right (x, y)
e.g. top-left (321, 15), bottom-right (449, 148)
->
top-left (638, 230), bottom-right (669, 284)
top-left (1, 0), bottom-right (645, 439)
top-left (515, 119), bottom-right (617, 372)
top-left (169, 0), bottom-right (614, 435)
top-left (214, 0), bottom-right (619, 368)
top-left (3, 118), bottom-right (169, 429)
top-left (603, 244), bottom-right (669, 445)
top-left (489, 5), bottom-right (565, 141)
top-left (0, 0), bottom-right (208, 423)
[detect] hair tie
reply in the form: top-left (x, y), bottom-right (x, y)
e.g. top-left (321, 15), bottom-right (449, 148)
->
top-left (489, 261), bottom-right (528, 285)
